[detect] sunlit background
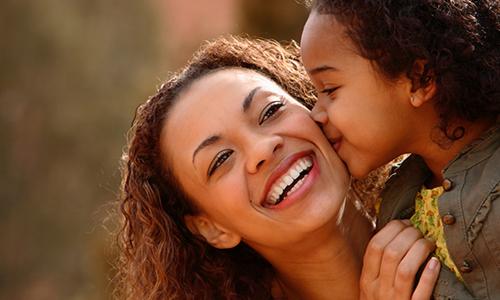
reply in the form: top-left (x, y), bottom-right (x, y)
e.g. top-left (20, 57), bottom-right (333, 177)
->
top-left (0, 1), bottom-right (309, 299)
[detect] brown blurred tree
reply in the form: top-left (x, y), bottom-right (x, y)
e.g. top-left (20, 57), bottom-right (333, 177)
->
top-left (0, 0), bottom-right (161, 299)
top-left (0, 0), bottom-right (309, 299)
top-left (240, 0), bottom-right (309, 42)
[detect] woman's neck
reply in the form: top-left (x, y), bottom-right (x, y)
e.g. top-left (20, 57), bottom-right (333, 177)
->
top-left (269, 200), bottom-right (375, 300)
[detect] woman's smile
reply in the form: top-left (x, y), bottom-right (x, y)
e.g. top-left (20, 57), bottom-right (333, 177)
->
top-left (262, 151), bottom-right (319, 210)
top-left (162, 67), bottom-right (349, 246)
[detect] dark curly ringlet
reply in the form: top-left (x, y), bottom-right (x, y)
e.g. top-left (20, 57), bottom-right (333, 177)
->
top-left (114, 36), bottom-right (316, 300)
top-left (306, 0), bottom-right (500, 141)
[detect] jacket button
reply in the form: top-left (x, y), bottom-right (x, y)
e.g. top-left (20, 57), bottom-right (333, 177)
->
top-left (442, 214), bottom-right (456, 225)
top-left (442, 178), bottom-right (453, 191)
top-left (460, 262), bottom-right (473, 273)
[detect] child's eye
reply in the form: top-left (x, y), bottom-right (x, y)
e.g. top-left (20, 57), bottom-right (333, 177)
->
top-left (208, 149), bottom-right (233, 176)
top-left (259, 100), bottom-right (284, 125)
top-left (320, 87), bottom-right (338, 96)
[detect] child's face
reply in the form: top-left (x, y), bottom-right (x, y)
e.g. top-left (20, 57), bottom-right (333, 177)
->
top-left (301, 12), bottom-right (415, 179)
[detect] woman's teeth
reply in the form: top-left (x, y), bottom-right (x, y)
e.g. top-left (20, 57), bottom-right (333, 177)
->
top-left (267, 157), bottom-right (313, 205)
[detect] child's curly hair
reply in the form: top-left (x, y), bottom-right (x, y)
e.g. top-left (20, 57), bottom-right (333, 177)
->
top-left (307, 0), bottom-right (500, 142)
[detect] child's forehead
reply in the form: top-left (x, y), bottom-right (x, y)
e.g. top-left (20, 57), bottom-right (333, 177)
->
top-left (302, 14), bottom-right (359, 59)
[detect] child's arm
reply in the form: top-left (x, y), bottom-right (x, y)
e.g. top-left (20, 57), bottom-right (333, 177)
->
top-left (360, 220), bottom-right (439, 300)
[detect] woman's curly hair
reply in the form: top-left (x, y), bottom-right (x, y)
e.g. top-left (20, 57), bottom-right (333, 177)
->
top-left (306, 0), bottom-right (500, 142)
top-left (113, 36), bottom-right (317, 300)
top-left (113, 34), bottom-right (393, 300)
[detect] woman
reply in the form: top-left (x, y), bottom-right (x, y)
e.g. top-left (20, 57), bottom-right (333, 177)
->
top-left (113, 36), bottom-right (438, 300)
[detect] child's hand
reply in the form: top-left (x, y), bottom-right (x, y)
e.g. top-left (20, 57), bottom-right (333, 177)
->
top-left (360, 220), bottom-right (440, 300)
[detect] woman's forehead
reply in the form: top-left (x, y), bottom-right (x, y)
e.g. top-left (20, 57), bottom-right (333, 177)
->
top-left (175, 69), bottom-right (280, 109)
top-left (162, 69), bottom-right (272, 155)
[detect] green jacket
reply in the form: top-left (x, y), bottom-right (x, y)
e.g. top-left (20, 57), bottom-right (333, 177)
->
top-left (377, 120), bottom-right (500, 300)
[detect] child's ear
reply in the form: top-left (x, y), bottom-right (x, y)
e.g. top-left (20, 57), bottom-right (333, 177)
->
top-left (411, 82), bottom-right (436, 107)
top-left (410, 61), bottom-right (436, 108)
top-left (184, 214), bottom-right (241, 249)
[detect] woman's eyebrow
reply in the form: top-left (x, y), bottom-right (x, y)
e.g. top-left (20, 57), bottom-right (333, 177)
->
top-left (242, 86), bottom-right (262, 112)
top-left (192, 135), bottom-right (220, 166)
top-left (192, 86), bottom-right (262, 167)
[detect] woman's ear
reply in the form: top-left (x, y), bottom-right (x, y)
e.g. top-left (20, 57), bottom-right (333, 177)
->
top-left (184, 214), bottom-right (241, 249)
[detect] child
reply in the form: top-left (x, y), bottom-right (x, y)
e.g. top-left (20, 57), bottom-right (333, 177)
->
top-left (301, 0), bottom-right (500, 299)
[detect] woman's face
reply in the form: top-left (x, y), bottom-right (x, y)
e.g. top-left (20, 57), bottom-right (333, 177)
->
top-left (162, 68), bottom-right (350, 251)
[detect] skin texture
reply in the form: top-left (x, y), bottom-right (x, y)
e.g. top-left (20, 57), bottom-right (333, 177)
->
top-left (163, 68), bottom-right (351, 253)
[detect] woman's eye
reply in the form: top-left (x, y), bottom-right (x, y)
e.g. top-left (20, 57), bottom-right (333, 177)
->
top-left (259, 101), bottom-right (284, 125)
top-left (208, 149), bottom-right (233, 176)
top-left (320, 87), bottom-right (338, 96)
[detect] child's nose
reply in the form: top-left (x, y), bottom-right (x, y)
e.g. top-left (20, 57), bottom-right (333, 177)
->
top-left (311, 105), bottom-right (329, 127)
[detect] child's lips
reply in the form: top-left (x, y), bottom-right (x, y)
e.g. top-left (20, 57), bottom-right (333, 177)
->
top-left (329, 138), bottom-right (341, 151)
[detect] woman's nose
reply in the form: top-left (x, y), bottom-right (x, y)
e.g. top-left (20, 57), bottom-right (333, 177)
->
top-left (311, 103), bottom-right (329, 127)
top-left (246, 134), bottom-right (284, 174)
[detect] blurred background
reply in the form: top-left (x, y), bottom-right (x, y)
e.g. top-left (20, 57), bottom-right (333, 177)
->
top-left (0, 1), bottom-right (309, 299)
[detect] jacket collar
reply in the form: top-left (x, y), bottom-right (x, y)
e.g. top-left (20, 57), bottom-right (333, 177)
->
top-left (443, 118), bottom-right (500, 174)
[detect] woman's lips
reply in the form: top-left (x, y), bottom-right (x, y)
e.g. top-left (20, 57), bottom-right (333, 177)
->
top-left (261, 151), bottom-right (320, 210)
top-left (265, 156), bottom-right (313, 206)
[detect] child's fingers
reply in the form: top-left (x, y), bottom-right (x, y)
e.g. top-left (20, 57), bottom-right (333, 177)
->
top-left (392, 238), bottom-right (437, 299)
top-left (361, 220), bottom-right (415, 298)
top-left (411, 257), bottom-right (441, 300)
top-left (363, 220), bottom-right (412, 280)
top-left (360, 220), bottom-right (439, 300)
top-left (377, 226), bottom-right (425, 297)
